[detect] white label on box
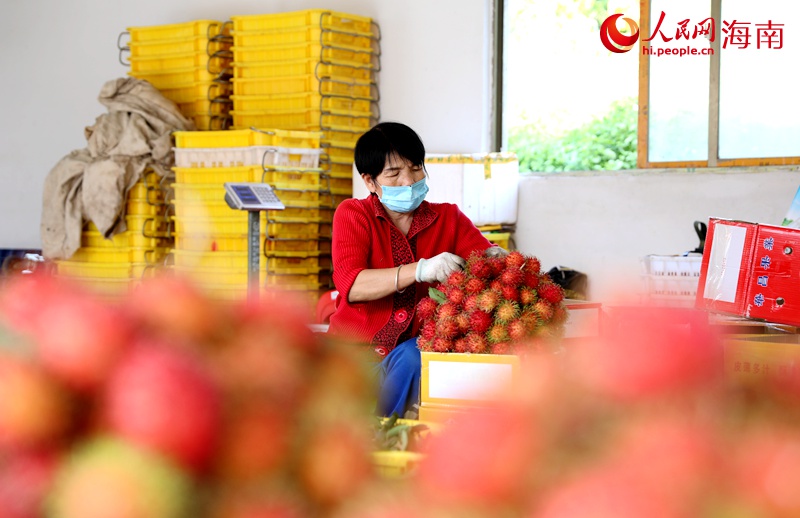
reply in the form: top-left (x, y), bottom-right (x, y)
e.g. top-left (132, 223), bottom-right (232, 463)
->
top-left (704, 223), bottom-right (747, 303)
top-left (427, 361), bottom-right (514, 401)
top-left (563, 306), bottom-right (601, 338)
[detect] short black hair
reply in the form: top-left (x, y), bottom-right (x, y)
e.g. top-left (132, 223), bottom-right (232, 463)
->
top-left (354, 122), bottom-right (426, 179)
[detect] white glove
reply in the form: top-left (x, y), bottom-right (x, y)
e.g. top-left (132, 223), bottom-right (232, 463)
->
top-left (485, 246), bottom-right (509, 258)
top-left (415, 252), bottom-right (466, 283)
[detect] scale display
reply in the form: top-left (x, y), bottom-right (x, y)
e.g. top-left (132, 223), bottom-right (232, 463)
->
top-left (224, 182), bottom-right (285, 211)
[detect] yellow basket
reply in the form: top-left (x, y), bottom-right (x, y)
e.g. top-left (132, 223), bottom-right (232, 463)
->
top-left (66, 247), bottom-right (167, 265)
top-left (129, 52), bottom-right (231, 74)
top-left (322, 129), bottom-right (364, 147)
top-left (174, 234), bottom-right (331, 254)
top-left (67, 277), bottom-right (135, 296)
top-left (126, 20), bottom-right (227, 43)
top-left (173, 166), bottom-right (258, 184)
top-left (260, 166), bottom-right (323, 189)
top-left (265, 272), bottom-right (330, 288)
top-left (173, 250), bottom-right (329, 271)
top-left (124, 215), bottom-right (171, 237)
top-left (371, 451), bottom-right (425, 478)
top-left (171, 200), bottom-right (238, 219)
top-left (173, 265), bottom-right (265, 285)
top-left (160, 81), bottom-right (232, 105)
top-left (232, 59), bottom-right (375, 81)
top-left (177, 99), bottom-right (232, 116)
top-left (232, 75), bottom-right (377, 100)
top-left (129, 67), bottom-right (226, 90)
top-left (55, 261), bottom-right (132, 279)
top-left (231, 92), bottom-right (374, 114)
top-left (128, 36), bottom-right (231, 58)
top-left (126, 199), bottom-right (168, 216)
top-left (323, 146), bottom-right (355, 163)
top-left (128, 185), bottom-right (166, 204)
top-left (482, 232), bottom-right (511, 250)
top-left (233, 42), bottom-right (376, 66)
top-left (232, 110), bottom-right (373, 133)
top-left (230, 10), bottom-right (374, 34)
top-left (322, 162), bottom-right (356, 176)
top-left (322, 176), bottom-right (353, 194)
top-left (173, 128), bottom-right (322, 149)
top-left (232, 27), bottom-right (377, 51)
top-left (186, 113), bottom-right (232, 131)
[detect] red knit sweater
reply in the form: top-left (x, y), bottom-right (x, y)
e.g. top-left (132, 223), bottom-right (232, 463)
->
top-left (328, 194), bottom-right (493, 356)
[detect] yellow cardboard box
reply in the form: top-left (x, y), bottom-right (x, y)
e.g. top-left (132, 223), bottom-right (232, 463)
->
top-left (420, 352), bottom-right (520, 406)
top-left (723, 333), bottom-right (800, 382)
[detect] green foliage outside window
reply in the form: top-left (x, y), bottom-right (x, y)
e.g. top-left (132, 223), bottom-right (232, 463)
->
top-left (507, 97), bottom-right (638, 173)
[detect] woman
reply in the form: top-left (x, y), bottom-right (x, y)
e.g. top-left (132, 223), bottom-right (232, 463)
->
top-left (328, 122), bottom-right (507, 417)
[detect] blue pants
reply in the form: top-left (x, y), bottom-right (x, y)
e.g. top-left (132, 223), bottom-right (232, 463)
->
top-left (374, 337), bottom-right (421, 417)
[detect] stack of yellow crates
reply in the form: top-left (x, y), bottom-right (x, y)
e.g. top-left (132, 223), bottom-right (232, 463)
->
top-left (120, 20), bottom-right (234, 130)
top-left (228, 9), bottom-right (381, 205)
top-left (54, 171), bottom-right (173, 297)
top-left (171, 128), bottom-right (333, 306)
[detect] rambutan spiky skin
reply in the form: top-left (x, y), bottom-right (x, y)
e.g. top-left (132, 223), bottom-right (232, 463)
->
top-left (500, 268), bottom-right (525, 287)
top-left (467, 259), bottom-right (492, 279)
top-left (465, 334), bottom-right (488, 354)
top-left (454, 338), bottom-right (470, 353)
top-left (552, 306), bottom-right (569, 325)
top-left (416, 297), bottom-right (438, 321)
top-left (446, 286), bottom-right (466, 305)
top-left (505, 251), bottom-right (526, 269)
top-left (501, 285), bottom-right (520, 303)
top-left (421, 320), bottom-right (437, 341)
top-left (520, 310), bottom-right (540, 330)
top-left (476, 290), bottom-right (500, 313)
top-left (431, 336), bottom-right (452, 353)
top-left (417, 336), bottom-right (434, 351)
top-left (463, 294), bottom-right (480, 312)
top-left (446, 270), bottom-right (467, 287)
top-left (508, 319), bottom-right (529, 342)
top-left (488, 257), bottom-right (505, 277)
top-left (437, 302), bottom-right (459, 319)
top-left (520, 287), bottom-right (537, 306)
top-left (490, 279), bottom-right (504, 292)
top-left (534, 300), bottom-right (554, 321)
top-left (469, 310), bottom-right (493, 334)
top-left (495, 300), bottom-right (520, 324)
top-left (487, 323), bottom-right (510, 344)
top-left (464, 277), bottom-right (486, 295)
top-left (523, 272), bottom-right (540, 290)
top-left (491, 342), bottom-right (512, 355)
top-left (539, 282), bottom-right (564, 304)
top-left (523, 256), bottom-right (541, 274)
top-left (436, 317), bottom-right (460, 339)
top-left (454, 313), bottom-right (470, 333)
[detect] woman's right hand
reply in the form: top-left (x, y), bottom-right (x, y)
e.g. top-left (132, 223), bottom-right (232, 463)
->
top-left (415, 252), bottom-right (466, 283)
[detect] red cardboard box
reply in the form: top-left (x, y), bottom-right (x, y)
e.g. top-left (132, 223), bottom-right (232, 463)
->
top-left (697, 218), bottom-right (800, 327)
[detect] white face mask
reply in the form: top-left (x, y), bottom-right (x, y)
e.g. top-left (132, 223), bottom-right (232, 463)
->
top-left (376, 177), bottom-right (429, 213)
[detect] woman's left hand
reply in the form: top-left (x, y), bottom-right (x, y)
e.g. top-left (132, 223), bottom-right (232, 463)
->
top-left (485, 246), bottom-right (509, 258)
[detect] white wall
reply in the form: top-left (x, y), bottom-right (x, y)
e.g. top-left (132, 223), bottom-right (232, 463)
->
top-left (516, 168), bottom-right (800, 302)
top-left (0, 0), bottom-right (492, 249)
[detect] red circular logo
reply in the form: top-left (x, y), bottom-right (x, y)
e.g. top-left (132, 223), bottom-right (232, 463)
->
top-left (600, 14), bottom-right (640, 53)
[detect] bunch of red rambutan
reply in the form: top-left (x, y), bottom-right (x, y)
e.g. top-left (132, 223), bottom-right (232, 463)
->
top-left (416, 249), bottom-right (567, 354)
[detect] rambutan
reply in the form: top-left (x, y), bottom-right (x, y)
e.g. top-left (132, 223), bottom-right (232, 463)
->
top-left (454, 337), bottom-right (470, 353)
top-left (487, 257), bottom-right (505, 276)
top-left (500, 268), bottom-right (524, 286)
top-left (487, 323), bottom-right (509, 344)
top-left (465, 333), bottom-right (488, 354)
top-left (436, 317), bottom-right (460, 339)
top-left (431, 336), bottom-right (452, 353)
top-left (490, 342), bottom-right (512, 355)
top-left (446, 285), bottom-right (466, 305)
top-left (490, 279), bottom-right (504, 292)
top-left (469, 310), bottom-right (493, 334)
top-left (417, 336), bottom-right (433, 351)
top-left (520, 309), bottom-right (540, 330)
top-left (552, 305), bottom-right (569, 325)
top-left (467, 255), bottom-right (492, 279)
top-left (508, 319), bottom-right (530, 342)
top-left (504, 251), bottom-right (526, 269)
top-left (519, 287), bottom-right (537, 306)
top-left (454, 313), bottom-right (470, 333)
top-left (534, 300), bottom-right (554, 321)
top-left (523, 272), bottom-right (540, 289)
top-left (501, 285), bottom-right (520, 303)
top-left (463, 294), bottom-right (480, 312)
top-left (539, 282), bottom-right (564, 304)
top-left (464, 277), bottom-right (486, 295)
top-left (446, 271), bottom-right (467, 288)
top-left (421, 320), bottom-right (437, 341)
top-left (416, 297), bottom-right (438, 321)
top-left (495, 300), bottom-right (520, 323)
top-left (523, 256), bottom-right (541, 274)
top-left (437, 302), bottom-right (459, 319)
top-left (476, 290), bottom-right (500, 313)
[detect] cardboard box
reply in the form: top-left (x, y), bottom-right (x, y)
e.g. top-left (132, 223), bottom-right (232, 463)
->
top-left (564, 299), bottom-right (602, 340)
top-left (420, 352), bottom-right (520, 407)
top-left (352, 153), bottom-right (520, 226)
top-left (723, 334), bottom-right (800, 382)
top-left (418, 402), bottom-right (476, 424)
top-left (696, 218), bottom-right (800, 327)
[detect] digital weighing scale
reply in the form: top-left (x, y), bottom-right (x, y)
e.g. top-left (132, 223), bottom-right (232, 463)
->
top-left (223, 182), bottom-right (285, 300)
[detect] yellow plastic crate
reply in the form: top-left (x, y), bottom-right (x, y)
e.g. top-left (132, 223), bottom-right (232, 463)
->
top-left (126, 199), bottom-right (168, 216)
top-left (124, 215), bottom-right (171, 237)
top-left (126, 20), bottom-right (227, 44)
top-left (128, 186), bottom-right (166, 204)
top-left (129, 52), bottom-right (231, 74)
top-left (259, 165), bottom-right (322, 189)
top-left (173, 166), bottom-right (257, 184)
top-left (172, 200), bottom-right (238, 219)
top-left (173, 128), bottom-right (322, 149)
top-left (174, 147), bottom-right (321, 169)
top-left (232, 110), bottom-right (373, 133)
top-left (322, 176), bottom-right (353, 194)
top-left (322, 129), bottom-right (364, 147)
top-left (128, 36), bottom-right (231, 58)
top-left (67, 247), bottom-right (168, 265)
top-left (177, 99), bottom-right (232, 116)
top-left (173, 265), bottom-right (266, 285)
top-left (186, 113), bottom-right (232, 131)
top-left (264, 272), bottom-right (329, 288)
top-left (231, 93), bottom-right (373, 114)
top-left (372, 451), bottom-right (425, 478)
top-left (173, 250), bottom-right (329, 271)
top-left (482, 232), bottom-right (511, 250)
top-left (131, 263), bottom-right (163, 280)
top-left (232, 59), bottom-right (375, 81)
top-left (232, 75), bottom-right (377, 99)
top-left (128, 67), bottom-right (226, 90)
top-left (323, 146), bottom-right (355, 163)
top-left (322, 162), bottom-right (356, 175)
top-left (160, 81), bottom-right (232, 105)
top-left (232, 27), bottom-right (377, 51)
top-left (55, 261), bottom-right (132, 279)
top-left (231, 10), bottom-right (374, 34)
top-left (174, 234), bottom-right (330, 254)
top-left (232, 42), bottom-right (376, 66)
